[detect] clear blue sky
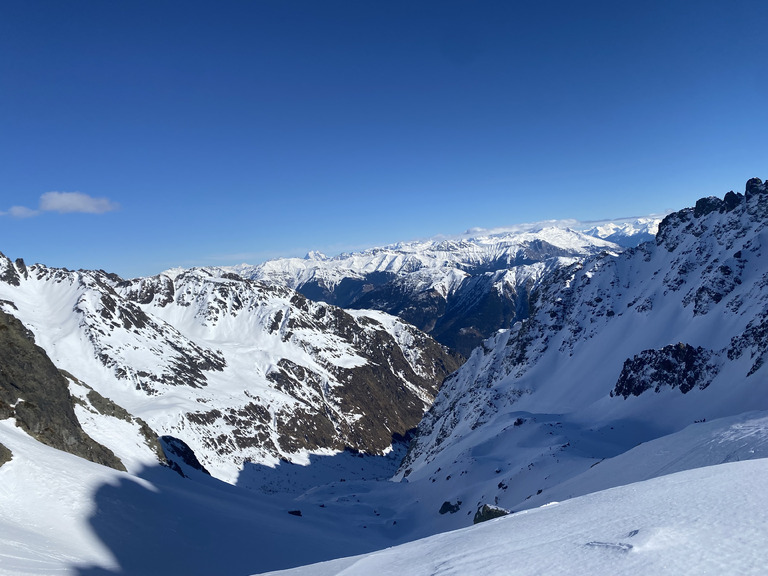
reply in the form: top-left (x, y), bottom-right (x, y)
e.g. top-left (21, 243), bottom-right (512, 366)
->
top-left (1, 1), bottom-right (767, 278)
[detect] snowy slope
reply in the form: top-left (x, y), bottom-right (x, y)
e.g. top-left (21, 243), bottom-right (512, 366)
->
top-left (0, 261), bottom-right (460, 483)
top-left (395, 178), bottom-right (768, 527)
top-left (0, 420), bottom-right (408, 576)
top-left (2, 406), bottom-right (766, 575)
top-left (261, 457), bottom-right (768, 576)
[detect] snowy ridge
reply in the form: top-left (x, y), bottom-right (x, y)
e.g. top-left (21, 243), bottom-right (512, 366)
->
top-left (231, 224), bottom-right (658, 356)
top-left (580, 215), bottom-right (661, 247)
top-left (235, 225), bottom-right (625, 291)
top-left (396, 178), bottom-right (768, 524)
top-left (0, 259), bottom-right (460, 483)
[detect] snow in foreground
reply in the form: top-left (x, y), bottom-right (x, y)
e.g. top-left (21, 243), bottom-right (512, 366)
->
top-left (260, 458), bottom-right (768, 576)
top-left (1, 412), bottom-right (766, 575)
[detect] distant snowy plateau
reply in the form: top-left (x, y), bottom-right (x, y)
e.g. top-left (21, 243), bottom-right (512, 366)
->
top-left (1, 180), bottom-right (767, 575)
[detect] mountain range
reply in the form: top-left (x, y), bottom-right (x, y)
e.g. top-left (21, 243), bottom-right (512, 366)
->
top-left (0, 181), bottom-right (766, 575)
top-left (235, 218), bottom-right (659, 356)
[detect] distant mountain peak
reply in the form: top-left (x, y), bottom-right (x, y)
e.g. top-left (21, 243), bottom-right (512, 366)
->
top-left (232, 218), bottom-right (660, 356)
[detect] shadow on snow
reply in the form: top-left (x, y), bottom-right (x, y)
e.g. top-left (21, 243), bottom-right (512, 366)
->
top-left (74, 437), bottom-right (413, 576)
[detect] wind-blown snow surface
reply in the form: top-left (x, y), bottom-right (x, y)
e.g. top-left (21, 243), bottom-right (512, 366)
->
top-left (261, 458), bottom-right (768, 576)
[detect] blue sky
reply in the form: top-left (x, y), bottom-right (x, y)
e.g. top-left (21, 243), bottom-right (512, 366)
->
top-left (1, 1), bottom-right (767, 278)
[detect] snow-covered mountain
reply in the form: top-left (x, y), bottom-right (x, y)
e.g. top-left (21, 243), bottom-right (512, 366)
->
top-left (2, 182), bottom-right (767, 575)
top-left (0, 260), bottom-right (460, 483)
top-left (234, 220), bottom-right (659, 356)
top-left (395, 178), bottom-right (768, 522)
top-left (580, 215), bottom-right (660, 247)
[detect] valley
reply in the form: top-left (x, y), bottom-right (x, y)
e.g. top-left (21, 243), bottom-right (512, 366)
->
top-left (1, 180), bottom-right (767, 575)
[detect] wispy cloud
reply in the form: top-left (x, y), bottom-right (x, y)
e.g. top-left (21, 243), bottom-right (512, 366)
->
top-left (8, 206), bottom-right (41, 218)
top-left (2, 191), bottom-right (120, 218)
top-left (39, 191), bottom-right (119, 214)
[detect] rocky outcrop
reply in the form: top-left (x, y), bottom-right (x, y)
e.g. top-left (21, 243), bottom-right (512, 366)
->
top-left (160, 436), bottom-right (211, 477)
top-left (612, 343), bottom-right (720, 398)
top-left (0, 310), bottom-right (125, 470)
top-left (0, 442), bottom-right (11, 467)
top-left (473, 504), bottom-right (509, 524)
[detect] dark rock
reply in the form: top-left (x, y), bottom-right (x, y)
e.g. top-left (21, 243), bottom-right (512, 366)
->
top-left (612, 343), bottom-right (720, 398)
top-left (14, 258), bottom-right (27, 280)
top-left (473, 504), bottom-right (509, 524)
top-left (288, 509), bottom-right (302, 517)
top-left (0, 310), bottom-right (125, 470)
top-left (722, 191), bottom-right (743, 212)
top-left (0, 442), bottom-right (11, 467)
top-left (159, 436), bottom-right (211, 476)
top-left (693, 196), bottom-right (723, 218)
top-left (745, 177), bottom-right (765, 200)
top-left (0, 253), bottom-right (20, 286)
top-left (439, 500), bottom-right (462, 514)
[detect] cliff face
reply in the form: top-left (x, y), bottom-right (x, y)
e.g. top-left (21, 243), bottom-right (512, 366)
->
top-left (0, 309), bottom-right (125, 470)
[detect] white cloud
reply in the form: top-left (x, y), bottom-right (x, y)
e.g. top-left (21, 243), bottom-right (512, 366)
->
top-left (39, 191), bottom-right (120, 214)
top-left (1, 191), bottom-right (120, 218)
top-left (8, 206), bottom-right (40, 219)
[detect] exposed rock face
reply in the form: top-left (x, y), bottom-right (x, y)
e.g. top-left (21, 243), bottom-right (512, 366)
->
top-left (612, 343), bottom-right (720, 398)
top-left (0, 442), bottom-right (11, 467)
top-left (439, 500), bottom-right (462, 514)
top-left (160, 436), bottom-right (211, 477)
top-left (0, 309), bottom-right (125, 470)
top-left (473, 504), bottom-right (509, 524)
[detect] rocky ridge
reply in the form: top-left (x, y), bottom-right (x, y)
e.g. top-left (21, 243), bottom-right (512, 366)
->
top-left (395, 178), bottom-right (768, 519)
top-left (0, 260), bottom-right (460, 482)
